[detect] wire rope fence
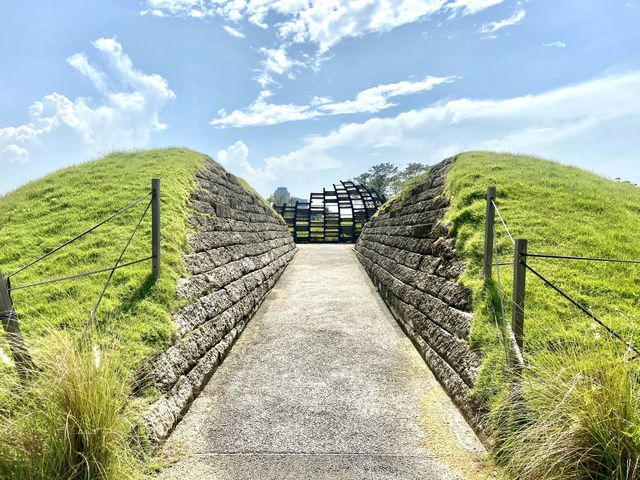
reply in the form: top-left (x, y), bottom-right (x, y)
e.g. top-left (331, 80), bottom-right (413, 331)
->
top-left (0, 179), bottom-right (161, 382)
top-left (484, 185), bottom-right (640, 370)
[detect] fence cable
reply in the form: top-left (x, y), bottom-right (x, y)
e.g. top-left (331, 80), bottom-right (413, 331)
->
top-left (8, 257), bottom-right (152, 292)
top-left (8, 191), bottom-right (152, 279)
top-left (524, 253), bottom-right (640, 265)
top-left (491, 199), bottom-right (515, 246)
top-left (524, 263), bottom-right (640, 358)
top-left (0, 310), bottom-right (16, 321)
top-left (89, 198), bottom-right (152, 323)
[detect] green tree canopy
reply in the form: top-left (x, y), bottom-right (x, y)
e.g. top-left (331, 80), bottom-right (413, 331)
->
top-left (397, 162), bottom-right (429, 182)
top-left (268, 192), bottom-right (289, 205)
top-left (354, 162), bottom-right (399, 196)
top-left (354, 162), bottom-right (430, 196)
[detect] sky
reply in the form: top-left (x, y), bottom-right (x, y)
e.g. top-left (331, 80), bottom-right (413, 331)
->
top-left (1, 0), bottom-right (639, 198)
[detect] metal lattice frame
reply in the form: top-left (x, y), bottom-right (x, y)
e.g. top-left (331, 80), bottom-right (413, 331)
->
top-left (274, 181), bottom-right (386, 243)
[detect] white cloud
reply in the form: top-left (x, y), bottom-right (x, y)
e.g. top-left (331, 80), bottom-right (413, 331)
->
top-left (144, 0), bottom-right (204, 17)
top-left (321, 76), bottom-right (456, 115)
top-left (310, 96), bottom-right (332, 106)
top-left (254, 71), bottom-right (275, 88)
top-left (66, 53), bottom-right (109, 93)
top-left (543, 41), bottom-right (567, 48)
top-left (212, 75), bottom-right (455, 127)
top-left (0, 38), bottom-right (174, 170)
top-left (254, 45), bottom-right (306, 88)
top-left (447, 0), bottom-right (503, 15)
top-left (275, 1), bottom-right (448, 54)
top-left (217, 139), bottom-right (342, 188)
top-left (216, 140), bottom-right (259, 179)
top-left (230, 71), bottom-right (640, 191)
top-left (0, 145), bottom-right (29, 164)
top-left (223, 25), bottom-right (245, 38)
top-left (259, 47), bottom-right (302, 75)
top-left (144, 0), bottom-right (504, 55)
top-left (140, 9), bottom-right (166, 17)
top-left (479, 9), bottom-right (525, 33)
top-left (212, 99), bottom-right (316, 128)
top-left (143, 0), bottom-right (503, 88)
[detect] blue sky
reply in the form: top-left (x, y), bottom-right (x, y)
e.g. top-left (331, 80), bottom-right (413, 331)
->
top-left (1, 0), bottom-right (639, 198)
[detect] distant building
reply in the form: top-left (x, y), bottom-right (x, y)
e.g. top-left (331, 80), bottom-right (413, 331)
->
top-left (274, 187), bottom-right (290, 200)
top-left (271, 187), bottom-right (291, 206)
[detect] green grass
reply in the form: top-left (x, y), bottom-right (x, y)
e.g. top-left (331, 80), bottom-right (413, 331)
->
top-left (445, 152), bottom-right (640, 478)
top-left (0, 336), bottom-right (143, 479)
top-left (492, 349), bottom-right (640, 480)
top-left (0, 148), bottom-right (206, 478)
top-left (0, 148), bottom-right (204, 399)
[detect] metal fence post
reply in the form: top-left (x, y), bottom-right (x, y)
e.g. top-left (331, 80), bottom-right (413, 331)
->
top-left (151, 178), bottom-right (161, 279)
top-left (512, 238), bottom-right (528, 352)
top-left (0, 274), bottom-right (35, 382)
top-left (484, 186), bottom-right (496, 279)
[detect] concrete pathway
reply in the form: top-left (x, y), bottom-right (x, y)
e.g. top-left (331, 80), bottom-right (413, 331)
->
top-left (158, 245), bottom-right (493, 480)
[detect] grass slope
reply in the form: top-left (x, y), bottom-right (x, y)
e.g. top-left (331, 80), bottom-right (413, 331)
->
top-left (446, 152), bottom-right (640, 478)
top-left (0, 148), bottom-right (204, 398)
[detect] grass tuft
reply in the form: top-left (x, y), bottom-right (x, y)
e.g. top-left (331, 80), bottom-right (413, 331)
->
top-left (493, 347), bottom-right (640, 480)
top-left (0, 335), bottom-right (143, 480)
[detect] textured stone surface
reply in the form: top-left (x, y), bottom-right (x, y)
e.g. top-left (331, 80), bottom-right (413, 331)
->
top-left (355, 158), bottom-right (486, 435)
top-left (140, 156), bottom-right (296, 443)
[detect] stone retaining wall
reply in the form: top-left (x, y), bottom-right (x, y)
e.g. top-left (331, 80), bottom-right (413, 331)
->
top-left (140, 156), bottom-right (296, 443)
top-left (355, 157), bottom-right (485, 434)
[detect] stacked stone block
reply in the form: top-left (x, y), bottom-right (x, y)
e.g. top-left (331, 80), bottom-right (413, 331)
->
top-left (141, 156), bottom-right (296, 442)
top-left (355, 157), bottom-right (484, 432)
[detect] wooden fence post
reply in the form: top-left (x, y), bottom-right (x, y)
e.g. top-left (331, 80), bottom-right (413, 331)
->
top-left (0, 274), bottom-right (35, 382)
top-left (484, 186), bottom-right (496, 279)
top-left (151, 178), bottom-right (161, 279)
top-left (512, 238), bottom-right (528, 353)
top-left (293, 200), bottom-right (299, 242)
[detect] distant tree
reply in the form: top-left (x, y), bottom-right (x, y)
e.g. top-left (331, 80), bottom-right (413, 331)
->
top-left (267, 194), bottom-right (282, 205)
top-left (354, 162), bottom-right (430, 197)
top-left (268, 190), bottom-right (289, 206)
top-left (393, 162), bottom-right (429, 192)
top-left (354, 163), bottom-right (399, 196)
top-left (398, 162), bottom-right (429, 181)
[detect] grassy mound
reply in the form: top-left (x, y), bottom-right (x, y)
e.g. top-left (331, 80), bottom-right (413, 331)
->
top-left (0, 148), bottom-right (205, 477)
top-left (446, 152), bottom-right (640, 478)
top-left (0, 148), bottom-right (203, 395)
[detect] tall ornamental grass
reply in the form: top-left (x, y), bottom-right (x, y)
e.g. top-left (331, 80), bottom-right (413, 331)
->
top-left (0, 336), bottom-right (143, 480)
top-left (493, 348), bottom-right (640, 480)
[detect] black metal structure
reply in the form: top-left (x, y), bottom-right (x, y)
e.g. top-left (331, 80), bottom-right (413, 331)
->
top-left (274, 181), bottom-right (386, 243)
